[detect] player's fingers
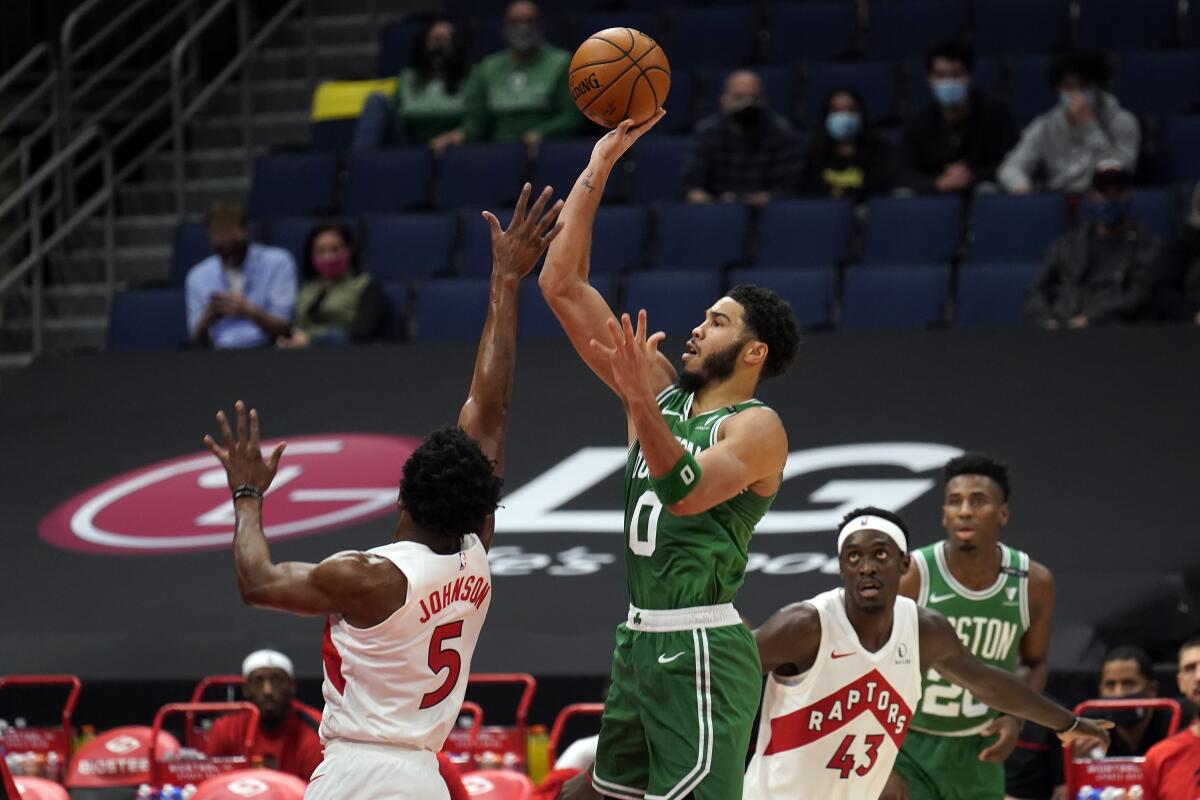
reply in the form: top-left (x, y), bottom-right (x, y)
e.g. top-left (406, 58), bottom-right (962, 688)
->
top-left (620, 312), bottom-right (637, 345)
top-left (606, 315), bottom-right (625, 347)
top-left (235, 400), bottom-right (247, 444)
top-left (203, 435), bottom-right (228, 463)
top-left (481, 210), bottom-right (502, 239)
top-left (526, 185), bottom-right (553, 230)
top-left (635, 308), bottom-right (649, 343)
top-left (249, 408), bottom-right (261, 448)
top-left (217, 410), bottom-right (234, 449)
top-left (540, 220), bottom-right (566, 253)
top-left (977, 743), bottom-right (1004, 763)
top-left (512, 182), bottom-right (532, 226)
top-left (536, 199), bottom-right (564, 237)
top-left (632, 108), bottom-right (667, 138)
top-left (588, 338), bottom-right (617, 358)
top-left (647, 331), bottom-right (667, 351)
top-left (268, 442), bottom-right (287, 473)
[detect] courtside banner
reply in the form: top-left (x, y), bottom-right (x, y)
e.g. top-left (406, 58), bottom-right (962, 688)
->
top-left (1, 328), bottom-right (1195, 677)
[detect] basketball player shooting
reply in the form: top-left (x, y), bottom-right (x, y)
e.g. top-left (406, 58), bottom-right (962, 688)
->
top-left (541, 117), bottom-right (801, 800)
top-left (743, 507), bottom-right (1112, 800)
top-left (201, 183), bottom-right (563, 800)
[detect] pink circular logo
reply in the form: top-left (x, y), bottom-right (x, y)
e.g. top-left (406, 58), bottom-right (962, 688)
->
top-left (39, 433), bottom-right (420, 555)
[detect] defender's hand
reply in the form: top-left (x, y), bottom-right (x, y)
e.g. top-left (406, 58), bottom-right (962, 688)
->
top-left (1057, 716), bottom-right (1113, 754)
top-left (483, 183), bottom-right (564, 280)
top-left (203, 400), bottom-right (287, 494)
top-left (978, 715), bottom-right (1020, 762)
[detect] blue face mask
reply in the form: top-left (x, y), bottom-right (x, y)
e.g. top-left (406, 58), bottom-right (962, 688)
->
top-left (1060, 90), bottom-right (1098, 110)
top-left (826, 111), bottom-right (861, 142)
top-left (1091, 196), bottom-right (1132, 227)
top-left (932, 79), bottom-right (969, 107)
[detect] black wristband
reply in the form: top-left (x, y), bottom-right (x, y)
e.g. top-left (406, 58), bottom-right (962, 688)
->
top-left (232, 485), bottom-right (264, 503)
top-left (1055, 715), bottom-right (1080, 735)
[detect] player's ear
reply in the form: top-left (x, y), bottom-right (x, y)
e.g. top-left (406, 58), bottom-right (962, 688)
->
top-left (742, 339), bottom-right (767, 368)
top-left (997, 502), bottom-right (1010, 526)
top-left (900, 554), bottom-right (911, 575)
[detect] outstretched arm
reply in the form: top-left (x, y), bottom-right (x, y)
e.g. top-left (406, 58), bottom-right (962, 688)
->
top-left (457, 184), bottom-right (564, 551)
top-left (539, 113), bottom-right (675, 397)
top-left (754, 602), bottom-right (821, 676)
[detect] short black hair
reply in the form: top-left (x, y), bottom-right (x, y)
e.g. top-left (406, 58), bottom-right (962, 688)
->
top-left (301, 220), bottom-right (358, 281)
top-left (1102, 645), bottom-right (1154, 680)
top-left (925, 40), bottom-right (975, 73)
top-left (399, 426), bottom-right (502, 543)
top-left (1049, 49), bottom-right (1111, 88)
top-left (1181, 637), bottom-right (1200, 660)
top-left (944, 452), bottom-right (1011, 501)
top-left (839, 506), bottom-right (912, 546)
top-left (727, 285), bottom-right (801, 380)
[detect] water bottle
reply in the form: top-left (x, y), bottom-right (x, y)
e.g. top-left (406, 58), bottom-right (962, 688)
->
top-left (136, 785), bottom-right (155, 800)
top-left (182, 784), bottom-right (198, 800)
top-left (1128, 786), bottom-right (1144, 800)
top-left (1077, 786), bottom-right (1097, 800)
top-left (46, 750), bottom-right (60, 781)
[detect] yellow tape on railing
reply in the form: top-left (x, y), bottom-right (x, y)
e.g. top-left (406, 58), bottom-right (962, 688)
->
top-left (311, 78), bottom-right (398, 121)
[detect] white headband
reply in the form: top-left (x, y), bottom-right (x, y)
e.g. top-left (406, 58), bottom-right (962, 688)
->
top-left (837, 515), bottom-right (908, 554)
top-left (242, 649), bottom-right (294, 679)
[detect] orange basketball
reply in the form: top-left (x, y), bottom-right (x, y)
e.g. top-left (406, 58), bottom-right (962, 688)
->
top-left (569, 28), bottom-right (671, 128)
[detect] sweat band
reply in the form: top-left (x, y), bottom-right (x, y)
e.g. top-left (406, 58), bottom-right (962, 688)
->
top-left (242, 649), bottom-right (294, 679)
top-left (837, 514), bottom-right (908, 554)
top-left (650, 451), bottom-right (702, 506)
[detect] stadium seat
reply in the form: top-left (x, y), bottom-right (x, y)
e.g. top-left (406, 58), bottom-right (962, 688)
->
top-left (765, 2), bottom-right (858, 63)
top-left (532, 140), bottom-right (602, 200)
top-left (1163, 116), bottom-right (1200, 182)
top-left (572, 11), bottom-right (663, 42)
top-left (862, 196), bottom-right (963, 265)
top-left (700, 66), bottom-right (796, 120)
top-left (343, 149), bottom-right (433, 214)
top-left (380, 281), bottom-right (408, 339)
top-left (1190, 4), bottom-right (1200, 47)
top-left (668, 6), bottom-right (758, 68)
top-left (657, 70), bottom-right (696, 133)
top-left (728, 267), bottom-right (836, 329)
top-left (863, 0), bottom-right (968, 61)
top-left (377, 18), bottom-right (426, 77)
top-left (310, 119), bottom-right (358, 152)
top-left (1078, 0), bottom-right (1180, 51)
top-left (955, 263), bottom-right (1041, 327)
top-left (1116, 52), bottom-right (1200, 117)
top-left (841, 265), bottom-right (949, 329)
top-left (108, 289), bottom-right (189, 351)
top-left (967, 194), bottom-right (1068, 263)
top-left (412, 279), bottom-right (490, 341)
top-left (519, 274), bottom-right (617, 338)
top-left (437, 143), bottom-right (527, 211)
top-left (623, 270), bottom-right (723, 337)
top-left (363, 214), bottom-right (457, 280)
top-left (1009, 56), bottom-right (1056, 127)
top-left (627, 136), bottom-right (689, 203)
top-left (908, 57), bottom-right (1004, 110)
top-left (1132, 188), bottom-right (1177, 239)
top-left (591, 206), bottom-right (650, 272)
top-left (756, 198), bottom-right (853, 269)
top-left (654, 203), bottom-right (751, 271)
top-left (971, 0), bottom-right (1070, 56)
top-left (265, 217), bottom-right (323, 269)
top-left (247, 152), bottom-right (338, 219)
top-left (804, 62), bottom-right (898, 128)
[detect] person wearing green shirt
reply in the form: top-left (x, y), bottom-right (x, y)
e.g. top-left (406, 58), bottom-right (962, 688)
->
top-left (430, 1), bottom-right (580, 156)
top-left (353, 18), bottom-right (472, 148)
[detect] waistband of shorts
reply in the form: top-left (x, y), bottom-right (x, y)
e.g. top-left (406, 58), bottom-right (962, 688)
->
top-left (322, 737), bottom-right (431, 754)
top-left (909, 721), bottom-right (994, 738)
top-left (626, 603), bottom-right (741, 632)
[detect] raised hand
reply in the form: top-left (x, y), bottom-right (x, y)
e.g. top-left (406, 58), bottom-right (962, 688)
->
top-left (589, 309), bottom-right (667, 404)
top-left (203, 400), bottom-right (287, 494)
top-left (590, 109), bottom-right (667, 169)
top-left (483, 183), bottom-right (565, 280)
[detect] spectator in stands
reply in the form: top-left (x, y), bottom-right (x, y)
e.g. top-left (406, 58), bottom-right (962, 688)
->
top-left (353, 18), bottom-right (473, 148)
top-left (901, 41), bottom-right (1017, 195)
top-left (1025, 161), bottom-right (1160, 328)
top-left (205, 649), bottom-right (323, 781)
top-left (1083, 645), bottom-right (1175, 757)
top-left (429, 1), bottom-right (578, 156)
top-left (683, 70), bottom-right (804, 206)
top-left (1151, 182), bottom-right (1200, 324)
top-left (998, 49), bottom-right (1140, 194)
top-left (799, 87), bottom-right (899, 199)
top-left (186, 200), bottom-right (297, 349)
top-left (1142, 638), bottom-right (1200, 800)
top-left (276, 222), bottom-right (387, 348)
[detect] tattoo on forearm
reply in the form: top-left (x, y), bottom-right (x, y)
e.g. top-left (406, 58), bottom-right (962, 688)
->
top-left (580, 170), bottom-right (595, 193)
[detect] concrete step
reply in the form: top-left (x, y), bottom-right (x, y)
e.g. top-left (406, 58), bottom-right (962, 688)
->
top-left (0, 314), bottom-right (109, 358)
top-left (117, 176), bottom-right (250, 218)
top-left (249, 43), bottom-right (377, 81)
top-left (210, 78), bottom-right (315, 116)
top-left (81, 214), bottom-right (181, 249)
top-left (3, 282), bottom-right (113, 319)
top-left (278, 13), bottom-right (402, 47)
top-left (49, 244), bottom-right (172, 286)
top-left (188, 111), bottom-right (310, 149)
top-left (143, 147), bottom-right (264, 182)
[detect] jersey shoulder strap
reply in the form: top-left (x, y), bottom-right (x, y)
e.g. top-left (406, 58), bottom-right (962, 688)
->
top-left (911, 546), bottom-right (932, 607)
top-left (707, 398), bottom-right (769, 448)
top-left (1000, 544), bottom-right (1032, 629)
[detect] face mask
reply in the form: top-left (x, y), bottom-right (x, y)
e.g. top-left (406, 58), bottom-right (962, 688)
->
top-left (932, 79), bottom-right (969, 107)
top-left (1100, 692), bottom-right (1149, 728)
top-left (1060, 90), bottom-right (1098, 110)
top-left (826, 111), bottom-right (861, 142)
top-left (1092, 196), bottom-right (1132, 227)
top-left (216, 238), bottom-right (248, 267)
top-left (730, 102), bottom-right (765, 126)
top-left (427, 44), bottom-right (455, 66)
top-left (504, 23), bottom-right (541, 53)
top-left (313, 252), bottom-right (351, 281)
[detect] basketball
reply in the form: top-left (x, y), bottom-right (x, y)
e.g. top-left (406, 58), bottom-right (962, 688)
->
top-left (569, 28), bottom-right (671, 128)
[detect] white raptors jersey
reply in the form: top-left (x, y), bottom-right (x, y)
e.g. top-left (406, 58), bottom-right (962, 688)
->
top-left (744, 588), bottom-right (922, 800)
top-left (319, 534), bottom-right (492, 750)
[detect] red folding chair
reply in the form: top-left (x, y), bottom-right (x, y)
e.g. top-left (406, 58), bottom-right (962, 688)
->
top-left (65, 726), bottom-right (181, 795)
top-left (548, 704), bottom-right (605, 767)
top-left (443, 674), bottom-right (536, 773)
top-left (11, 776), bottom-right (70, 800)
top-left (2, 751), bottom-right (22, 797)
top-left (148, 703), bottom-right (260, 789)
top-left (462, 770), bottom-right (535, 799)
top-left (186, 676), bottom-right (244, 750)
top-left (0, 675), bottom-right (81, 783)
top-left (1063, 698), bottom-right (1182, 798)
top-left (192, 768), bottom-right (307, 800)
top-left (443, 700), bottom-right (485, 769)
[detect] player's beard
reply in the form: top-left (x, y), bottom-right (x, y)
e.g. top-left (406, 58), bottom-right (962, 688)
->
top-left (676, 337), bottom-right (746, 394)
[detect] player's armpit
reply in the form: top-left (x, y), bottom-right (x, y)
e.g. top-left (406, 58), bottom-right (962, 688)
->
top-left (668, 407), bottom-right (787, 516)
top-left (754, 602), bottom-right (821, 675)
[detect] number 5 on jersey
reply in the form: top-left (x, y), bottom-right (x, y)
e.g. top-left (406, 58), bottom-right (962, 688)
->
top-left (420, 621), bottom-right (463, 709)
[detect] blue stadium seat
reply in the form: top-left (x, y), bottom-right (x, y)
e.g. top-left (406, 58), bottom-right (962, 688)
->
top-left (380, 281), bottom-right (408, 339)
top-left (968, 194), bottom-right (1067, 263)
top-left (377, 19), bottom-right (426, 77)
top-left (804, 62), bottom-right (898, 128)
top-left (623, 270), bottom-right (723, 337)
top-left (1190, 5), bottom-right (1200, 47)
top-left (1078, 0), bottom-right (1180, 51)
top-left (1163, 116), bottom-right (1200, 181)
top-left (573, 11), bottom-right (663, 43)
top-left (265, 217), bottom-right (321, 269)
top-left (841, 266), bottom-right (949, 329)
top-left (909, 57), bottom-right (1004, 110)
top-left (412, 279), bottom-right (489, 341)
top-left (310, 119), bottom-right (357, 152)
top-left (700, 66), bottom-right (796, 120)
top-left (363, 214), bottom-right (457, 280)
top-left (658, 70), bottom-right (696, 133)
top-left (532, 140), bottom-right (601, 200)
top-left (1008, 56), bottom-right (1057, 127)
top-left (460, 209), bottom-right (512, 277)
top-left (655, 203), bottom-right (751, 271)
top-left (437, 143), bottom-right (527, 211)
top-left (247, 152), bottom-right (338, 219)
top-left (591, 206), bottom-right (650, 272)
top-left (765, 2), bottom-right (857, 63)
top-left (863, 0), bottom-right (968, 61)
top-left (955, 263), bottom-right (1041, 327)
top-left (756, 198), bottom-right (853, 269)
top-left (519, 273), bottom-right (617, 338)
top-left (669, 7), bottom-right (758, 69)
top-left (971, 0), bottom-right (1069, 56)
top-left (1116, 52), bottom-right (1200, 117)
top-left (628, 136), bottom-right (689, 203)
top-left (728, 267), bottom-right (836, 328)
top-left (343, 150), bottom-right (433, 214)
top-left (1132, 188), bottom-right (1177, 239)
top-left (108, 289), bottom-right (189, 351)
top-left (863, 196), bottom-right (963, 265)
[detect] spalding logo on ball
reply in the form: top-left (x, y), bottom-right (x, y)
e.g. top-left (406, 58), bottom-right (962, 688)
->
top-left (569, 27), bottom-right (671, 128)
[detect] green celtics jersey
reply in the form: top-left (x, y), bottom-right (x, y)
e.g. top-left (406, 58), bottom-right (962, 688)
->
top-left (910, 541), bottom-right (1031, 735)
top-left (623, 386), bottom-right (777, 610)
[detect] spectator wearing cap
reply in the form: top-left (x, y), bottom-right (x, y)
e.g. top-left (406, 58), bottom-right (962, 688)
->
top-left (900, 41), bottom-right (1017, 195)
top-left (1151, 182), bottom-right (1200, 325)
top-left (998, 49), bottom-right (1140, 194)
top-left (1025, 161), bottom-right (1161, 328)
top-left (1082, 646), bottom-right (1175, 758)
top-left (683, 70), bottom-right (804, 206)
top-left (1142, 638), bottom-right (1200, 800)
top-left (204, 649), bottom-right (323, 781)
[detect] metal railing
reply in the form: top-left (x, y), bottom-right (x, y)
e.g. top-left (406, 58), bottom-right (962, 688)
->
top-left (0, 44), bottom-right (62, 213)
